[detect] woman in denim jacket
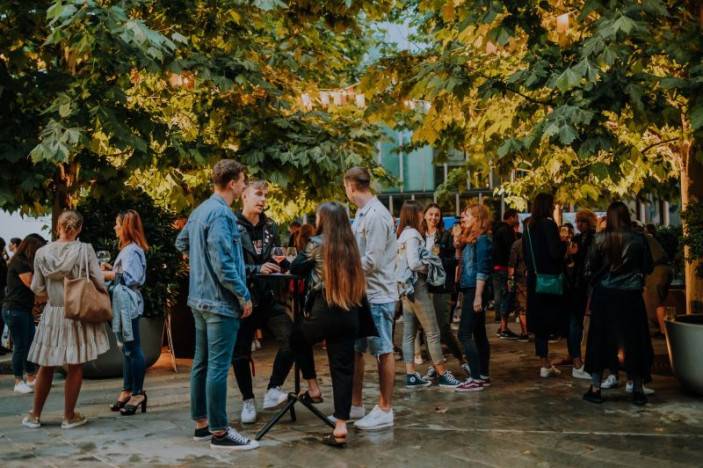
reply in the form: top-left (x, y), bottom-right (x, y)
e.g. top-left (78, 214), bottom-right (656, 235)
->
top-left (397, 201), bottom-right (462, 389)
top-left (102, 210), bottom-right (149, 416)
top-left (454, 202), bottom-right (493, 392)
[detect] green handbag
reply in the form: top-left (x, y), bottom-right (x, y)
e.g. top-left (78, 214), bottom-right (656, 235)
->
top-left (526, 226), bottom-right (565, 296)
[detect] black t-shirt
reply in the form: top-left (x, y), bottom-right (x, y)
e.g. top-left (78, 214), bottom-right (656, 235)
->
top-left (3, 254), bottom-right (34, 312)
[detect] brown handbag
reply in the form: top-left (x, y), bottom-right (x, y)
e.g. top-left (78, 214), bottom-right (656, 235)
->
top-left (64, 244), bottom-right (113, 323)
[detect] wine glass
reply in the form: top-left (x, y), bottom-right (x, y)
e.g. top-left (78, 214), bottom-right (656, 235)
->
top-left (286, 247), bottom-right (297, 264)
top-left (272, 247), bottom-right (286, 268)
top-left (97, 250), bottom-right (111, 267)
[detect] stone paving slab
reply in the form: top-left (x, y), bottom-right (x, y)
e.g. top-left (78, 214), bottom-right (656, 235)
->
top-left (0, 324), bottom-right (701, 467)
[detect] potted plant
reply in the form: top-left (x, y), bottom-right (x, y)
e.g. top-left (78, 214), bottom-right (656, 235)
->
top-left (77, 189), bottom-right (185, 379)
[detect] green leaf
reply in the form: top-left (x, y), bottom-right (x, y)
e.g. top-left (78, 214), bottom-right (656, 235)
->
top-left (690, 104), bottom-right (703, 131)
top-left (558, 125), bottom-right (578, 145)
top-left (556, 68), bottom-right (580, 92)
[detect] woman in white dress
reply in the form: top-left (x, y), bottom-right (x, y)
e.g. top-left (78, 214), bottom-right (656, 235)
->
top-left (22, 210), bottom-right (110, 429)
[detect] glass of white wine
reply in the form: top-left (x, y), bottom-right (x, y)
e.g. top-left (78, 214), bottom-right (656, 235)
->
top-left (286, 246), bottom-right (297, 264)
top-left (97, 250), bottom-right (111, 267)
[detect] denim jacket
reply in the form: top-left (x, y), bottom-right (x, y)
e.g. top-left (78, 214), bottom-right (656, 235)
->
top-left (460, 234), bottom-right (493, 289)
top-left (175, 193), bottom-right (251, 317)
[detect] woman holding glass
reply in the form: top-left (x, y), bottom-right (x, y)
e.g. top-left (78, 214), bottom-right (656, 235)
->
top-left (102, 210), bottom-right (149, 416)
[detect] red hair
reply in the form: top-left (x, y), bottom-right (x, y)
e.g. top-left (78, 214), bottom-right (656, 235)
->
top-left (118, 210), bottom-right (149, 251)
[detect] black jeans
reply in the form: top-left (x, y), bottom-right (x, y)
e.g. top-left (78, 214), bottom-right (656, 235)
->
top-left (291, 296), bottom-right (358, 420)
top-left (459, 288), bottom-right (490, 377)
top-left (232, 299), bottom-right (294, 400)
top-left (535, 334), bottom-right (549, 358)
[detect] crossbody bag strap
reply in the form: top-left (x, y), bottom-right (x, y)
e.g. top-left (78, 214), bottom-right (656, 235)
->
top-left (525, 226), bottom-right (539, 276)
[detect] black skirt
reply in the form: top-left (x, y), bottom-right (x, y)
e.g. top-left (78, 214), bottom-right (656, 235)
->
top-left (585, 286), bottom-right (653, 381)
top-left (526, 273), bottom-right (563, 336)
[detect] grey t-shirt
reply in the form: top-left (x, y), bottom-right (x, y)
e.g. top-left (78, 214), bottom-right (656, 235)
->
top-left (352, 197), bottom-right (399, 304)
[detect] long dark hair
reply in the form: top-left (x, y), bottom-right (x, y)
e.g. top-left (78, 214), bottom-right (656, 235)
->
top-left (530, 193), bottom-right (554, 224)
top-left (603, 201), bottom-right (632, 269)
top-left (421, 203), bottom-right (445, 235)
top-left (397, 200), bottom-right (424, 238)
top-left (10, 234), bottom-right (47, 269)
top-left (316, 202), bottom-right (365, 310)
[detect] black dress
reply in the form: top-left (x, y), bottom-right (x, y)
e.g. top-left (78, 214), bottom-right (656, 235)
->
top-left (523, 218), bottom-right (566, 337)
top-left (584, 231), bottom-right (654, 380)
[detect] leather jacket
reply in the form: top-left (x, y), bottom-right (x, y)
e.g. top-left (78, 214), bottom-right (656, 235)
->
top-left (290, 235), bottom-right (324, 307)
top-left (585, 230), bottom-right (653, 291)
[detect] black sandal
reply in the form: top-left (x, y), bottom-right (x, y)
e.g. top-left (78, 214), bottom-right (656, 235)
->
top-left (299, 391), bottom-right (323, 404)
top-left (110, 396), bottom-right (131, 412)
top-left (321, 433), bottom-right (347, 448)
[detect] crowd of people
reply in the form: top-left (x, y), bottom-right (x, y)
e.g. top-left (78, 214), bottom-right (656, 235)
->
top-left (0, 159), bottom-right (673, 452)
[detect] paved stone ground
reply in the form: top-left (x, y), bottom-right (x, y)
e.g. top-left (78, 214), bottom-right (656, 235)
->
top-left (0, 322), bottom-right (701, 467)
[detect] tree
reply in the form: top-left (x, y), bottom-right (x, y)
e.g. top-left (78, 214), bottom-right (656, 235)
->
top-left (1, 0), bottom-right (393, 228)
top-left (364, 0), bottom-right (703, 313)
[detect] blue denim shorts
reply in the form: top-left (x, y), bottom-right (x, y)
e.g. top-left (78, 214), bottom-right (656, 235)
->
top-left (355, 301), bottom-right (396, 356)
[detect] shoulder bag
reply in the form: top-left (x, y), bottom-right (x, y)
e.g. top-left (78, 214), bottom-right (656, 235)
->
top-left (64, 244), bottom-right (113, 323)
top-left (526, 226), bottom-right (564, 296)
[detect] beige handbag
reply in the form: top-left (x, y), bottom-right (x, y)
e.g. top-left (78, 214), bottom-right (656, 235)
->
top-left (64, 244), bottom-right (113, 323)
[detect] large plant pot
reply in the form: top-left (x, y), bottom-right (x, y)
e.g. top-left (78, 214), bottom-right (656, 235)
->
top-left (83, 316), bottom-right (164, 379)
top-left (665, 314), bottom-right (703, 395)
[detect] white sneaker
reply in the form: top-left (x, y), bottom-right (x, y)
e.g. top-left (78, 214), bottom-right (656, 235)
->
top-left (14, 381), bottom-right (33, 394)
top-left (572, 366), bottom-right (591, 380)
top-left (625, 382), bottom-right (655, 395)
top-left (240, 398), bottom-right (257, 424)
top-left (354, 405), bottom-right (393, 431)
top-left (61, 412), bottom-right (88, 429)
top-left (22, 414), bottom-right (41, 429)
top-left (263, 387), bottom-right (288, 410)
top-left (540, 366), bottom-right (561, 378)
top-left (601, 375), bottom-right (619, 389)
top-left (328, 405), bottom-right (365, 424)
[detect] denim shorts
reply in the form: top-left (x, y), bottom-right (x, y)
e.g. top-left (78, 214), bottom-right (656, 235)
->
top-left (355, 301), bottom-right (396, 356)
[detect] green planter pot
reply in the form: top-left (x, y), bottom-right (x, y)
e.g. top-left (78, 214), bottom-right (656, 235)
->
top-left (665, 314), bottom-right (703, 395)
top-left (83, 316), bottom-right (164, 379)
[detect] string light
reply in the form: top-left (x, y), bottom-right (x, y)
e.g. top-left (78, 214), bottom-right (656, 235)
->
top-left (319, 92), bottom-right (330, 106)
top-left (355, 94), bottom-right (366, 108)
top-left (300, 93), bottom-right (312, 110)
top-left (556, 13), bottom-right (569, 33)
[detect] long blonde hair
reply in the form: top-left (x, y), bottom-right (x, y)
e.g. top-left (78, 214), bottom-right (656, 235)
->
top-left (458, 202), bottom-right (492, 245)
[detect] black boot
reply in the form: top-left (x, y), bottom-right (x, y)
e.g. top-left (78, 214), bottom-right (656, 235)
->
top-left (582, 387), bottom-right (603, 404)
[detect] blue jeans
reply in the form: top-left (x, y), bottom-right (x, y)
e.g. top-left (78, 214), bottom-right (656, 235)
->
top-left (355, 302), bottom-right (396, 356)
top-left (123, 317), bottom-right (146, 394)
top-left (2, 307), bottom-right (36, 379)
top-left (459, 288), bottom-right (490, 377)
top-left (191, 309), bottom-right (239, 432)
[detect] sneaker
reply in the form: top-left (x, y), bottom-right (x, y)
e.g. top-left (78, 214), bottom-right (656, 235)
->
top-left (26, 379), bottom-right (36, 387)
top-left (517, 333), bottom-right (529, 342)
top-left (601, 375), bottom-right (619, 389)
top-left (22, 414), bottom-right (41, 429)
top-left (210, 427), bottom-right (260, 451)
top-left (437, 370), bottom-right (462, 388)
top-left (423, 366), bottom-right (437, 382)
top-left (414, 355), bottom-right (424, 365)
top-left (625, 382), bottom-right (655, 395)
top-left (354, 405), bottom-right (393, 431)
top-left (406, 372), bottom-right (432, 388)
top-left (61, 412), bottom-right (88, 429)
top-left (455, 379), bottom-right (484, 392)
top-left (461, 363), bottom-right (471, 378)
top-left (193, 426), bottom-right (212, 441)
top-left (539, 366), bottom-right (561, 378)
top-left (328, 405), bottom-right (365, 424)
top-left (240, 398), bottom-right (257, 424)
top-left (14, 381), bottom-right (33, 394)
top-left (263, 386), bottom-right (289, 410)
top-left (572, 366), bottom-right (591, 380)
top-left (476, 375), bottom-right (491, 387)
top-left (500, 329), bottom-right (520, 340)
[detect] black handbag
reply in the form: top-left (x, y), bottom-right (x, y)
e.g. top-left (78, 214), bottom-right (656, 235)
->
top-left (357, 297), bottom-right (379, 339)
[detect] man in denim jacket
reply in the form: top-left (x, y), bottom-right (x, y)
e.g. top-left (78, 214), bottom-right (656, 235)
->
top-left (175, 159), bottom-right (258, 451)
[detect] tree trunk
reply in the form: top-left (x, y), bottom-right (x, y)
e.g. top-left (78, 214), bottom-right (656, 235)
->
top-left (680, 139), bottom-right (703, 314)
top-left (50, 162), bottom-right (79, 239)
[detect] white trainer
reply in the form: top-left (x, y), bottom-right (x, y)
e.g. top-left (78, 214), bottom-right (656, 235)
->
top-left (625, 382), bottom-right (655, 395)
top-left (14, 381), bottom-right (33, 394)
top-left (572, 366), bottom-right (591, 380)
top-left (240, 398), bottom-right (257, 424)
top-left (22, 414), bottom-right (41, 429)
top-left (354, 405), bottom-right (393, 431)
top-left (601, 374), bottom-right (619, 389)
top-left (328, 405), bottom-right (365, 424)
top-left (263, 387), bottom-right (288, 410)
top-left (540, 366), bottom-right (561, 378)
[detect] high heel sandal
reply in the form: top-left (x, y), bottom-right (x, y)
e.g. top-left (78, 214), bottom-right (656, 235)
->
top-left (110, 396), bottom-right (131, 412)
top-left (120, 392), bottom-right (147, 416)
top-left (321, 433), bottom-right (347, 448)
top-left (299, 391), bottom-right (323, 404)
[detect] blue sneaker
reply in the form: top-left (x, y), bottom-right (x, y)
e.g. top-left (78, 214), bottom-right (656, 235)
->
top-left (437, 370), bottom-right (462, 388)
top-left (405, 372), bottom-right (432, 388)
